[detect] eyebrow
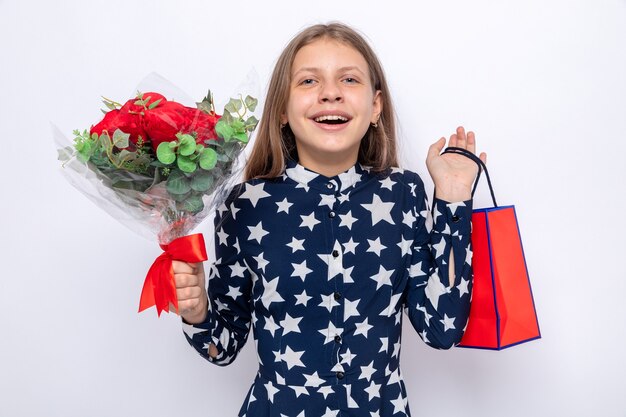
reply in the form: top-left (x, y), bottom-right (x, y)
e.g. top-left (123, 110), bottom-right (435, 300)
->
top-left (292, 66), bottom-right (367, 77)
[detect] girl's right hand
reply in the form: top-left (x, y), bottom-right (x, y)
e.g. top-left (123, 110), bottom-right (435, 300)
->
top-left (173, 260), bottom-right (208, 324)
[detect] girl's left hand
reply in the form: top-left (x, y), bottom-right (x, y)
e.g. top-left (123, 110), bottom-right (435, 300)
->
top-left (426, 126), bottom-right (487, 202)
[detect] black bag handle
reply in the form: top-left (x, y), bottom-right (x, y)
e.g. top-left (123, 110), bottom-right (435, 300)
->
top-left (441, 146), bottom-right (498, 207)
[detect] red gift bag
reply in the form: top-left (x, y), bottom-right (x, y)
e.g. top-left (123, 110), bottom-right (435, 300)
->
top-left (442, 147), bottom-right (541, 350)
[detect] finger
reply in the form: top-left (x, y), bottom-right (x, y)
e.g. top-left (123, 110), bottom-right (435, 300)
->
top-left (448, 133), bottom-right (458, 148)
top-left (178, 299), bottom-right (202, 315)
top-left (173, 272), bottom-right (202, 288)
top-left (172, 260), bottom-right (198, 274)
top-left (479, 152), bottom-right (487, 165)
top-left (427, 137), bottom-right (446, 160)
top-left (177, 285), bottom-right (204, 301)
top-left (456, 126), bottom-right (467, 148)
top-left (466, 131), bottom-right (476, 154)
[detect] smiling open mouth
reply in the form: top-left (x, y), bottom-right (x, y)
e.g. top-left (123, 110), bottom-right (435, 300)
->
top-left (314, 115), bottom-right (350, 125)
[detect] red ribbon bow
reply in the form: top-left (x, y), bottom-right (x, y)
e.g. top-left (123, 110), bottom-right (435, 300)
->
top-left (139, 233), bottom-right (207, 316)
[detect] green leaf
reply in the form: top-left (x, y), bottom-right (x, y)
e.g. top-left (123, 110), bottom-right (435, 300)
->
top-left (191, 171), bottom-right (214, 192)
top-left (196, 101), bottom-right (212, 113)
top-left (117, 149), bottom-right (133, 164)
top-left (177, 155), bottom-right (197, 173)
top-left (178, 134), bottom-right (196, 156)
top-left (183, 194), bottom-right (205, 213)
top-left (231, 119), bottom-right (245, 132)
top-left (97, 132), bottom-right (109, 149)
top-left (224, 97), bottom-right (242, 114)
top-left (76, 141), bottom-right (92, 162)
top-left (150, 160), bottom-right (167, 168)
top-left (112, 129), bottom-right (130, 149)
top-left (199, 147), bottom-right (218, 170)
top-left (166, 170), bottom-right (191, 195)
top-left (215, 120), bottom-right (234, 141)
top-left (156, 142), bottom-right (176, 164)
top-left (245, 115), bottom-right (259, 131)
top-left (220, 111), bottom-right (234, 124)
top-left (196, 144), bottom-right (205, 153)
top-left (169, 141), bottom-right (178, 149)
top-left (232, 132), bottom-right (248, 143)
top-left (147, 98), bottom-right (162, 109)
top-left (244, 95), bottom-right (258, 112)
top-left (170, 190), bottom-right (190, 202)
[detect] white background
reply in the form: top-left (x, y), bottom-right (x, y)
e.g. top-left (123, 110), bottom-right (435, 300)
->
top-left (1, 0), bottom-right (625, 416)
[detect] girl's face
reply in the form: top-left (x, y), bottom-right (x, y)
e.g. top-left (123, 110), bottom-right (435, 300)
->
top-left (282, 38), bottom-right (382, 173)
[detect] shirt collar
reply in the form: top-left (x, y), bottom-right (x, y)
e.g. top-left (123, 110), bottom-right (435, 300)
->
top-left (284, 160), bottom-right (370, 194)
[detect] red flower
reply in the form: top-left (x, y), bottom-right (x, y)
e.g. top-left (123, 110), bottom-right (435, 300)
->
top-left (90, 109), bottom-right (147, 150)
top-left (184, 109), bottom-right (221, 145)
top-left (90, 92), bottom-right (221, 153)
top-left (143, 101), bottom-right (191, 151)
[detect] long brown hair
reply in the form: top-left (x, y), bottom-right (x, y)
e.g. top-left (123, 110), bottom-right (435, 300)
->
top-left (243, 22), bottom-right (398, 181)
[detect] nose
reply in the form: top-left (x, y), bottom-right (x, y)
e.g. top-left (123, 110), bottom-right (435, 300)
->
top-left (319, 80), bottom-right (343, 103)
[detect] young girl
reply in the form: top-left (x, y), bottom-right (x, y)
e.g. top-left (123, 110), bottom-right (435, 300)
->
top-left (174, 22), bottom-right (486, 417)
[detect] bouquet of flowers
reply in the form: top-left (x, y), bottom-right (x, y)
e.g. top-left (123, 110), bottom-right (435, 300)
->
top-left (55, 77), bottom-right (258, 316)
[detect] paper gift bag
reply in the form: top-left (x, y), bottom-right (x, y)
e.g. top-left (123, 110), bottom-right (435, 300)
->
top-left (442, 147), bottom-right (541, 350)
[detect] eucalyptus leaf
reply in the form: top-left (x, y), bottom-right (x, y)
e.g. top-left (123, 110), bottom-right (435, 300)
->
top-left (166, 170), bottom-right (191, 195)
top-left (199, 147), bottom-right (218, 170)
top-left (157, 142), bottom-right (176, 164)
top-left (191, 171), bottom-right (214, 192)
top-left (216, 153), bottom-right (230, 162)
top-left (170, 190), bottom-right (190, 202)
top-left (183, 194), bottom-right (205, 213)
top-left (177, 155), bottom-right (197, 173)
top-left (179, 135), bottom-right (196, 156)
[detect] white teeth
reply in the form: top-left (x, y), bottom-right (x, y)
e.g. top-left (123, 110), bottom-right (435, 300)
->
top-left (314, 115), bottom-right (348, 122)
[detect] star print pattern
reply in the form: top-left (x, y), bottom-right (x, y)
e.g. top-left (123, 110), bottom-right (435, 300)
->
top-left (182, 160), bottom-right (473, 416)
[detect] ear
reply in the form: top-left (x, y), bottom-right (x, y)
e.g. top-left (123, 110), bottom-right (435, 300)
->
top-left (280, 113), bottom-right (288, 125)
top-left (371, 90), bottom-right (383, 124)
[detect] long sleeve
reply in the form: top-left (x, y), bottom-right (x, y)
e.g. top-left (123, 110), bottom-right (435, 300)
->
top-left (180, 162), bottom-right (475, 416)
top-left (182, 194), bottom-right (253, 366)
top-left (404, 187), bottom-right (473, 350)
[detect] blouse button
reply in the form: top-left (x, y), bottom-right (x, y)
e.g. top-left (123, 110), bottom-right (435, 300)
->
top-left (334, 335), bottom-right (342, 343)
top-left (329, 211), bottom-right (336, 218)
top-left (334, 292), bottom-right (342, 301)
top-left (336, 371), bottom-right (345, 379)
top-left (332, 250), bottom-right (340, 258)
top-left (452, 215), bottom-right (461, 223)
top-left (326, 183), bottom-right (334, 189)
